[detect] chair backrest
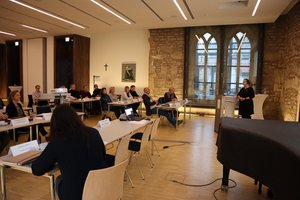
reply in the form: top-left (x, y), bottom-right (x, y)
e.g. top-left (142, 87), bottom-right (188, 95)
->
top-left (82, 160), bottom-right (128, 200)
top-left (28, 95), bottom-right (33, 107)
top-left (140, 123), bottom-right (153, 150)
top-left (36, 105), bottom-right (52, 114)
top-left (114, 134), bottom-right (131, 165)
top-left (150, 118), bottom-right (160, 141)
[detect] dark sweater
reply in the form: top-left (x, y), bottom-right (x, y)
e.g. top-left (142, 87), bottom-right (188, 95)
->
top-left (6, 102), bottom-right (25, 118)
top-left (142, 94), bottom-right (156, 116)
top-left (32, 128), bottom-right (107, 200)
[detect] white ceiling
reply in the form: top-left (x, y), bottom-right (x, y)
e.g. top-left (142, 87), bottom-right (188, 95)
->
top-left (0, 0), bottom-right (298, 42)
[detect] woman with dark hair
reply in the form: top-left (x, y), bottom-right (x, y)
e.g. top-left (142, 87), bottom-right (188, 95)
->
top-left (31, 104), bottom-right (107, 200)
top-left (6, 90), bottom-right (47, 141)
top-left (237, 79), bottom-right (255, 118)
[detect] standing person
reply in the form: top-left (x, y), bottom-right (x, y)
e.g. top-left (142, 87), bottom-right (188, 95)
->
top-left (164, 87), bottom-right (177, 102)
top-left (237, 79), bottom-right (255, 119)
top-left (6, 90), bottom-right (48, 140)
top-left (31, 104), bottom-right (108, 200)
top-left (32, 85), bottom-right (42, 104)
top-left (142, 87), bottom-right (180, 127)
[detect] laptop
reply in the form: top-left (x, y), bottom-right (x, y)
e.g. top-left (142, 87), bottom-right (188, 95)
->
top-left (124, 107), bottom-right (144, 121)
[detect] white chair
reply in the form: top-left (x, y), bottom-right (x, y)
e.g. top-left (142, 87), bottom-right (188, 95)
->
top-left (221, 96), bottom-right (237, 117)
top-left (149, 118), bottom-right (161, 166)
top-left (82, 159), bottom-right (128, 200)
top-left (128, 123), bottom-right (153, 180)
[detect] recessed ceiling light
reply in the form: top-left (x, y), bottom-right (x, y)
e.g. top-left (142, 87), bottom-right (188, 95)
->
top-left (65, 37), bottom-right (70, 42)
top-left (21, 24), bottom-right (48, 33)
top-left (173, 0), bottom-right (187, 20)
top-left (9, 0), bottom-right (85, 29)
top-left (90, 0), bottom-right (131, 24)
top-left (0, 31), bottom-right (16, 36)
top-left (15, 41), bottom-right (19, 46)
top-left (252, 0), bottom-right (262, 16)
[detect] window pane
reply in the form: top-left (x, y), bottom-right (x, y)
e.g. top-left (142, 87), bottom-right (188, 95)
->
top-left (206, 83), bottom-right (215, 100)
top-left (227, 67), bottom-right (237, 83)
top-left (242, 37), bottom-right (251, 49)
top-left (240, 49), bottom-right (251, 66)
top-left (239, 67), bottom-right (250, 83)
top-left (196, 50), bottom-right (205, 65)
top-left (194, 82), bottom-right (204, 99)
top-left (204, 33), bottom-right (211, 41)
top-left (226, 84), bottom-right (237, 95)
top-left (228, 37), bottom-right (238, 49)
top-left (195, 66), bottom-right (204, 82)
top-left (208, 38), bottom-right (217, 49)
top-left (236, 32), bottom-right (244, 40)
top-left (207, 66), bottom-right (216, 82)
top-left (207, 49), bottom-right (217, 66)
top-left (227, 50), bottom-right (238, 66)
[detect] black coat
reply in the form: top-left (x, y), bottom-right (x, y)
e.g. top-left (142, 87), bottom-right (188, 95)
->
top-left (31, 127), bottom-right (107, 200)
top-left (6, 102), bottom-right (25, 118)
top-left (142, 94), bottom-right (156, 116)
top-left (238, 87), bottom-right (255, 116)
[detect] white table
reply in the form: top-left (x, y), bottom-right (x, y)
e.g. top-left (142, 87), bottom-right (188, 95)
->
top-left (69, 98), bottom-right (100, 113)
top-left (252, 94), bottom-right (268, 120)
top-left (156, 100), bottom-right (191, 128)
top-left (107, 99), bottom-right (143, 113)
top-left (221, 96), bottom-right (237, 118)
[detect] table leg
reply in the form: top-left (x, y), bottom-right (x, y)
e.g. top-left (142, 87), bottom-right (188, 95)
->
top-left (36, 125), bottom-right (39, 143)
top-left (49, 175), bottom-right (55, 200)
top-left (108, 105), bottom-right (110, 112)
top-left (189, 102), bottom-right (192, 119)
top-left (184, 104), bottom-right (186, 123)
top-left (0, 166), bottom-right (6, 200)
top-left (13, 129), bottom-right (16, 142)
top-left (82, 102), bottom-right (84, 113)
top-left (29, 126), bottom-right (33, 141)
top-left (176, 109), bottom-right (178, 129)
top-left (221, 165), bottom-right (230, 191)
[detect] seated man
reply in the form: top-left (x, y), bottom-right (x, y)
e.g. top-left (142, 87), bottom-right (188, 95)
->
top-left (69, 84), bottom-right (80, 99)
top-left (129, 85), bottom-right (140, 115)
top-left (0, 112), bottom-right (10, 154)
top-left (80, 85), bottom-right (91, 98)
top-left (164, 87), bottom-right (177, 102)
top-left (142, 87), bottom-right (180, 127)
top-left (92, 84), bottom-right (101, 97)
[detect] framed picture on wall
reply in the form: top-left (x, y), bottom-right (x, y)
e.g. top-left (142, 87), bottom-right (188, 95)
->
top-left (122, 63), bottom-right (136, 82)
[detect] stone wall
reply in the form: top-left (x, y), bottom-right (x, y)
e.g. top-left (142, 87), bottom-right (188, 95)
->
top-left (262, 2), bottom-right (300, 121)
top-left (148, 28), bottom-right (185, 99)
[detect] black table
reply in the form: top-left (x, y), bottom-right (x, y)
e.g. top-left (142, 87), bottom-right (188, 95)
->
top-left (217, 117), bottom-right (300, 200)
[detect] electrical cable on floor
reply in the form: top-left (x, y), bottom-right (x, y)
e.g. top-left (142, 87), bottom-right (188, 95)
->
top-left (170, 178), bottom-right (237, 200)
top-left (163, 143), bottom-right (186, 149)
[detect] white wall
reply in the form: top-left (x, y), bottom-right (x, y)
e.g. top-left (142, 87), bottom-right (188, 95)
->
top-left (90, 29), bottom-right (150, 95)
top-left (46, 36), bottom-right (54, 92)
top-left (22, 38), bottom-right (45, 103)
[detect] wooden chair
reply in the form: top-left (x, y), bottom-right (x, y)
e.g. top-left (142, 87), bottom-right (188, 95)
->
top-left (82, 160), bottom-right (128, 200)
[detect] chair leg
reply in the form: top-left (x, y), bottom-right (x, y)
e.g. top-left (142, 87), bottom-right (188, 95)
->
top-left (134, 157), bottom-right (145, 180)
top-left (145, 149), bottom-right (154, 168)
top-left (125, 170), bottom-right (135, 188)
top-left (152, 141), bottom-right (160, 157)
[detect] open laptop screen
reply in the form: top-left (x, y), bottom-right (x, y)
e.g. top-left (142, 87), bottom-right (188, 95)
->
top-left (124, 107), bottom-right (134, 118)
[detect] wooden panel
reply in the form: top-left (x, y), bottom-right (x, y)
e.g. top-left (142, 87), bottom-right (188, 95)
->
top-left (73, 35), bottom-right (90, 91)
top-left (0, 43), bottom-right (7, 98)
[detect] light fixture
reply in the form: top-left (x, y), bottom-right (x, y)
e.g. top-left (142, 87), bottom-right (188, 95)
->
top-left (14, 41), bottom-right (19, 46)
top-left (252, 0), bottom-right (262, 16)
top-left (9, 0), bottom-right (85, 29)
top-left (0, 31), bottom-right (16, 36)
top-left (90, 0), bottom-right (131, 24)
top-left (21, 24), bottom-right (47, 33)
top-left (65, 37), bottom-right (70, 42)
top-left (237, 33), bottom-right (247, 52)
top-left (195, 35), bottom-right (208, 53)
top-left (173, 0), bottom-right (187, 20)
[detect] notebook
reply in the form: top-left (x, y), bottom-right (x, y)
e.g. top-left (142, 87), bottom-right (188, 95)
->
top-left (124, 107), bottom-right (144, 121)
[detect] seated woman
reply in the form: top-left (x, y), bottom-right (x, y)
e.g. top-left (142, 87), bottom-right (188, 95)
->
top-left (122, 86), bottom-right (139, 114)
top-left (100, 88), bottom-right (121, 118)
top-left (0, 112), bottom-right (10, 154)
top-left (6, 90), bottom-right (47, 141)
top-left (108, 86), bottom-right (119, 102)
top-left (31, 104), bottom-right (108, 200)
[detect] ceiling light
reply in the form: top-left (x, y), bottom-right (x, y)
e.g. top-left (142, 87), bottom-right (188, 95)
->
top-left (15, 41), bottom-right (19, 46)
top-left (90, 0), bottom-right (131, 24)
top-left (21, 24), bottom-right (48, 33)
top-left (195, 35), bottom-right (208, 53)
top-left (9, 0), bottom-right (85, 29)
top-left (0, 31), bottom-right (16, 36)
top-left (173, 0), bottom-right (187, 20)
top-left (65, 37), bottom-right (70, 42)
top-left (252, 0), bottom-right (262, 16)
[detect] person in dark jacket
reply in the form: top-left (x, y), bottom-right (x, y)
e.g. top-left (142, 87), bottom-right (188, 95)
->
top-left (237, 79), bottom-right (255, 118)
top-left (69, 84), bottom-right (80, 99)
top-left (164, 87), bottom-right (177, 102)
top-left (100, 88), bottom-right (121, 118)
top-left (6, 90), bottom-right (47, 141)
top-left (31, 104), bottom-right (108, 200)
top-left (142, 87), bottom-right (178, 127)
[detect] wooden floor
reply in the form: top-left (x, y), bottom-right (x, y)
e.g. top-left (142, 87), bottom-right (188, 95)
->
top-left (2, 115), bottom-right (270, 200)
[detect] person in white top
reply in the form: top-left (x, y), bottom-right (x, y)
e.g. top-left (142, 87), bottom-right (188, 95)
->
top-left (108, 87), bottom-right (119, 102)
top-left (122, 86), bottom-right (133, 101)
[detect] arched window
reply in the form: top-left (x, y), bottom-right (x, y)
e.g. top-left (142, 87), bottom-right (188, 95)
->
top-left (194, 33), bottom-right (218, 102)
top-left (226, 32), bottom-right (251, 95)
